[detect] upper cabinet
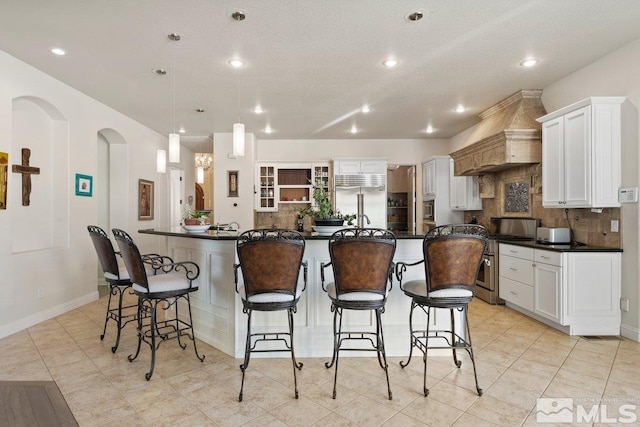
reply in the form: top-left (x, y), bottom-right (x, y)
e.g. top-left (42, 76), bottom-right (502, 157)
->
top-left (537, 97), bottom-right (625, 208)
top-left (334, 159), bottom-right (386, 175)
top-left (255, 162), bottom-right (328, 212)
top-left (422, 158), bottom-right (437, 197)
top-left (449, 159), bottom-right (482, 211)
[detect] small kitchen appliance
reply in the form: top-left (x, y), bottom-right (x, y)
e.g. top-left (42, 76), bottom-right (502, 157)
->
top-left (536, 227), bottom-right (571, 244)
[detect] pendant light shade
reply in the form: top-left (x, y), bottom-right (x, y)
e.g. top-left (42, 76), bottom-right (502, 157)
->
top-left (169, 133), bottom-right (180, 162)
top-left (156, 149), bottom-right (167, 173)
top-left (196, 166), bottom-right (204, 184)
top-left (233, 123), bottom-right (245, 157)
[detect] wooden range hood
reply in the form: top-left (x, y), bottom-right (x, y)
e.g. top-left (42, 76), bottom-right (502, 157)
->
top-left (450, 90), bottom-right (547, 176)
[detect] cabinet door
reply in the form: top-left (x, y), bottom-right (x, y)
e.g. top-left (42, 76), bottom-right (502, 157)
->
top-left (360, 160), bottom-right (386, 174)
top-left (534, 262), bottom-right (564, 324)
top-left (542, 116), bottom-right (565, 207)
top-left (255, 164), bottom-right (278, 212)
top-left (563, 106), bottom-right (591, 207)
top-left (337, 160), bottom-right (361, 174)
top-left (423, 160), bottom-right (436, 197)
top-left (449, 175), bottom-right (481, 210)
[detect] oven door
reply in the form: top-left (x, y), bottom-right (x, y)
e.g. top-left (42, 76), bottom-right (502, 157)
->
top-left (476, 254), bottom-right (494, 291)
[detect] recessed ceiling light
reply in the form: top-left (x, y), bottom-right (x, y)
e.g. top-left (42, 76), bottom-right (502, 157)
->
top-left (455, 105), bottom-right (466, 113)
top-left (179, 127), bottom-right (186, 134)
top-left (153, 69), bottom-right (167, 76)
top-left (405, 11), bottom-right (425, 22)
top-left (361, 105), bottom-right (371, 113)
top-left (350, 126), bottom-right (358, 134)
top-left (264, 125), bottom-right (273, 134)
top-left (520, 58), bottom-right (539, 67)
top-left (252, 106), bottom-right (263, 114)
top-left (51, 47), bottom-right (66, 56)
top-left (426, 126), bottom-right (435, 134)
top-left (382, 58), bottom-right (398, 68)
top-left (229, 58), bottom-right (245, 68)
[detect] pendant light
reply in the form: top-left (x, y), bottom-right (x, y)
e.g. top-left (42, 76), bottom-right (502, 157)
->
top-left (156, 149), bottom-right (167, 173)
top-left (231, 11), bottom-right (246, 157)
top-left (168, 32), bottom-right (181, 163)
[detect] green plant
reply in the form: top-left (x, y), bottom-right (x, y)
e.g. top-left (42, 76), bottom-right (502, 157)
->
top-left (182, 204), bottom-right (209, 223)
top-left (297, 179), bottom-right (355, 224)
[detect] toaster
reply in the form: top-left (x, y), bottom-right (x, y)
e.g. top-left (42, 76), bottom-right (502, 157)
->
top-left (537, 227), bottom-right (571, 244)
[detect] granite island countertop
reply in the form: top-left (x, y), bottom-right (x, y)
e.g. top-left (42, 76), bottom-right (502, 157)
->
top-left (138, 227), bottom-right (425, 241)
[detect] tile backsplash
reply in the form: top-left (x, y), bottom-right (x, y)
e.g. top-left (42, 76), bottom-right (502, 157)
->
top-left (463, 165), bottom-right (621, 248)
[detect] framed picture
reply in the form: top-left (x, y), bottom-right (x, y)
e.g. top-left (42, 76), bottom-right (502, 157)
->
top-left (228, 170), bottom-right (239, 197)
top-left (138, 179), bottom-right (154, 220)
top-left (75, 173), bottom-right (93, 197)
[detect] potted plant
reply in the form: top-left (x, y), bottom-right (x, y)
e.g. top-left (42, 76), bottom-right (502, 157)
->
top-left (182, 204), bottom-right (209, 225)
top-left (298, 179), bottom-right (356, 227)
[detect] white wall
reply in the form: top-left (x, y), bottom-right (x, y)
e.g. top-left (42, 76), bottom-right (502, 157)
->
top-left (0, 50), bottom-right (172, 338)
top-left (540, 37), bottom-right (640, 340)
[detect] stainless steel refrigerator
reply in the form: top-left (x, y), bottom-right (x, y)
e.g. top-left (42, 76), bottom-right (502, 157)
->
top-left (334, 174), bottom-right (387, 229)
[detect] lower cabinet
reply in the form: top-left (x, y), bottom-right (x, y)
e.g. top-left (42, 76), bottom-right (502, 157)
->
top-left (499, 243), bottom-right (621, 335)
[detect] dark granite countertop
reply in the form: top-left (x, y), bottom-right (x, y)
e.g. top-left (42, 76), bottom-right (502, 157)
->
top-left (138, 228), bottom-right (425, 240)
top-left (498, 239), bottom-right (622, 253)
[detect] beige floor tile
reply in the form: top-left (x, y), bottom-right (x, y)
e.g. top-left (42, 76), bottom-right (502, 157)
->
top-left (270, 396), bottom-right (331, 426)
top-left (311, 412), bottom-right (360, 427)
top-left (569, 348), bottom-right (616, 366)
top-left (560, 355), bottom-right (612, 380)
top-left (135, 395), bottom-right (200, 426)
top-left (243, 413), bottom-right (289, 427)
top-left (381, 412), bottom-right (429, 426)
top-left (339, 395), bottom-right (398, 426)
top-left (99, 413), bottom-right (148, 427)
top-left (401, 396), bottom-right (464, 426)
top-left (72, 396), bottom-right (137, 427)
top-left (451, 412), bottom-right (500, 426)
top-left (203, 397), bottom-right (266, 426)
top-left (466, 395), bottom-right (530, 427)
top-left (425, 381), bottom-right (480, 411)
top-left (554, 367), bottom-right (608, 394)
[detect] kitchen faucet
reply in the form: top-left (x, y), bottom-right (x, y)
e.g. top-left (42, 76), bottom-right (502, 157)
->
top-left (357, 213), bottom-right (370, 229)
top-left (227, 221), bottom-right (240, 231)
top-left (356, 193), bottom-right (370, 228)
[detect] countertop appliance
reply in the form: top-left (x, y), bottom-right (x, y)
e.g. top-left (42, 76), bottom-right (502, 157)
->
top-left (537, 227), bottom-right (571, 244)
top-left (476, 217), bottom-right (539, 305)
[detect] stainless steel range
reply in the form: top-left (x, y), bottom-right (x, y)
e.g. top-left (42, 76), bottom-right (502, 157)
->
top-left (475, 217), bottom-right (539, 304)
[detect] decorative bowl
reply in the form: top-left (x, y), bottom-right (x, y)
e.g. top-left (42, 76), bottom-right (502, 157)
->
top-left (312, 225), bottom-right (349, 236)
top-left (181, 224), bottom-right (211, 233)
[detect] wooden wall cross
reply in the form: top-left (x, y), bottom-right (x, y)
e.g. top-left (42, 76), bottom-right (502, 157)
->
top-left (11, 148), bottom-right (40, 206)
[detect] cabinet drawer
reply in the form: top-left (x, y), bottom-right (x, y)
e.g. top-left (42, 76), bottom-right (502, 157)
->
top-left (534, 249), bottom-right (562, 266)
top-left (499, 255), bottom-right (533, 284)
top-left (500, 244), bottom-right (534, 260)
top-left (500, 277), bottom-right (534, 311)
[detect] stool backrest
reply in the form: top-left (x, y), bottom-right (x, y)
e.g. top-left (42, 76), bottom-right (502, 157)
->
top-left (329, 228), bottom-right (396, 297)
top-left (87, 225), bottom-right (121, 279)
top-left (423, 224), bottom-right (487, 293)
top-left (236, 229), bottom-right (305, 298)
top-left (112, 228), bottom-right (149, 290)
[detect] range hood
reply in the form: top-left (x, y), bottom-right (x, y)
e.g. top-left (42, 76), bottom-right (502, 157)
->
top-left (449, 90), bottom-right (547, 176)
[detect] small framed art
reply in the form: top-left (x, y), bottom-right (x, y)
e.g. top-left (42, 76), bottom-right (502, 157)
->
top-left (138, 179), bottom-right (154, 220)
top-left (75, 173), bottom-right (93, 197)
top-left (228, 170), bottom-right (239, 197)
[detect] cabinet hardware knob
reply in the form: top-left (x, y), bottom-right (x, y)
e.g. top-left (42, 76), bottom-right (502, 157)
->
top-left (510, 291), bottom-right (517, 295)
top-left (510, 267), bottom-right (517, 271)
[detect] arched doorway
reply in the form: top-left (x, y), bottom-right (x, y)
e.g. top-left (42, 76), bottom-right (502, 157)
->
top-left (195, 183), bottom-right (204, 210)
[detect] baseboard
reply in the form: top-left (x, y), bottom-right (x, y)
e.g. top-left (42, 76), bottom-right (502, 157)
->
top-left (0, 291), bottom-right (99, 340)
top-left (620, 323), bottom-right (640, 342)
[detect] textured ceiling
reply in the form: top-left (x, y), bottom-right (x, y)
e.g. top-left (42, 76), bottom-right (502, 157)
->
top-left (2, 0), bottom-right (640, 153)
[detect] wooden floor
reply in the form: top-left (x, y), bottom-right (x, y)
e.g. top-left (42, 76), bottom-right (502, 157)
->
top-left (0, 381), bottom-right (78, 427)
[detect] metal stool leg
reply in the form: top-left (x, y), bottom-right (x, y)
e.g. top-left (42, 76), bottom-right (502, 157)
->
top-left (376, 308), bottom-right (392, 400)
top-left (400, 300), bottom-right (417, 369)
top-left (464, 306), bottom-right (482, 396)
top-left (423, 306), bottom-right (432, 397)
top-left (145, 301), bottom-right (158, 381)
top-left (185, 294), bottom-right (205, 362)
top-left (329, 306), bottom-right (343, 399)
top-left (288, 307), bottom-right (302, 399)
top-left (100, 285), bottom-right (115, 342)
top-left (238, 309), bottom-right (253, 402)
top-left (325, 306), bottom-right (339, 370)
top-left (451, 308), bottom-right (461, 368)
top-left (128, 298), bottom-right (144, 363)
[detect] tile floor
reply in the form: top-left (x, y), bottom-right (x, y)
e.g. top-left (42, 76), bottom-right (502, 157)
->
top-left (1, 291), bottom-right (639, 426)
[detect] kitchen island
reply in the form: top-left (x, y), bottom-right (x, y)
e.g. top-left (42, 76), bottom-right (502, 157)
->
top-left (138, 227), bottom-right (458, 359)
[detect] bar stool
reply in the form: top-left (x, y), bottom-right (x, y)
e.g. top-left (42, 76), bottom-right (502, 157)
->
top-left (87, 225), bottom-right (157, 353)
top-left (321, 228), bottom-right (396, 400)
top-left (112, 228), bottom-right (204, 380)
top-left (395, 224), bottom-right (487, 396)
top-left (234, 229), bottom-right (307, 402)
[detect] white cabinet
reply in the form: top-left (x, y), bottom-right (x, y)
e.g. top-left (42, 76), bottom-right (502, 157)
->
top-left (499, 243), bottom-right (621, 335)
top-left (334, 158), bottom-right (386, 175)
top-left (255, 163), bottom-right (326, 212)
top-left (449, 159), bottom-right (482, 210)
top-left (422, 159), bottom-right (436, 197)
top-left (533, 250), bottom-right (564, 324)
top-left (256, 164), bottom-right (277, 212)
top-left (537, 97), bottom-right (625, 208)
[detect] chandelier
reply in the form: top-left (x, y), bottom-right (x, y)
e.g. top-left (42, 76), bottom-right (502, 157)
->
top-left (195, 153), bottom-right (213, 184)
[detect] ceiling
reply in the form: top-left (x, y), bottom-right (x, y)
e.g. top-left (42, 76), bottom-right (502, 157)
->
top-left (2, 1), bottom-right (640, 153)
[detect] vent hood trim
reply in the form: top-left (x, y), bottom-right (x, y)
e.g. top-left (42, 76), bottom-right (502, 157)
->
top-left (450, 90), bottom-right (546, 176)
top-left (334, 174), bottom-right (386, 189)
